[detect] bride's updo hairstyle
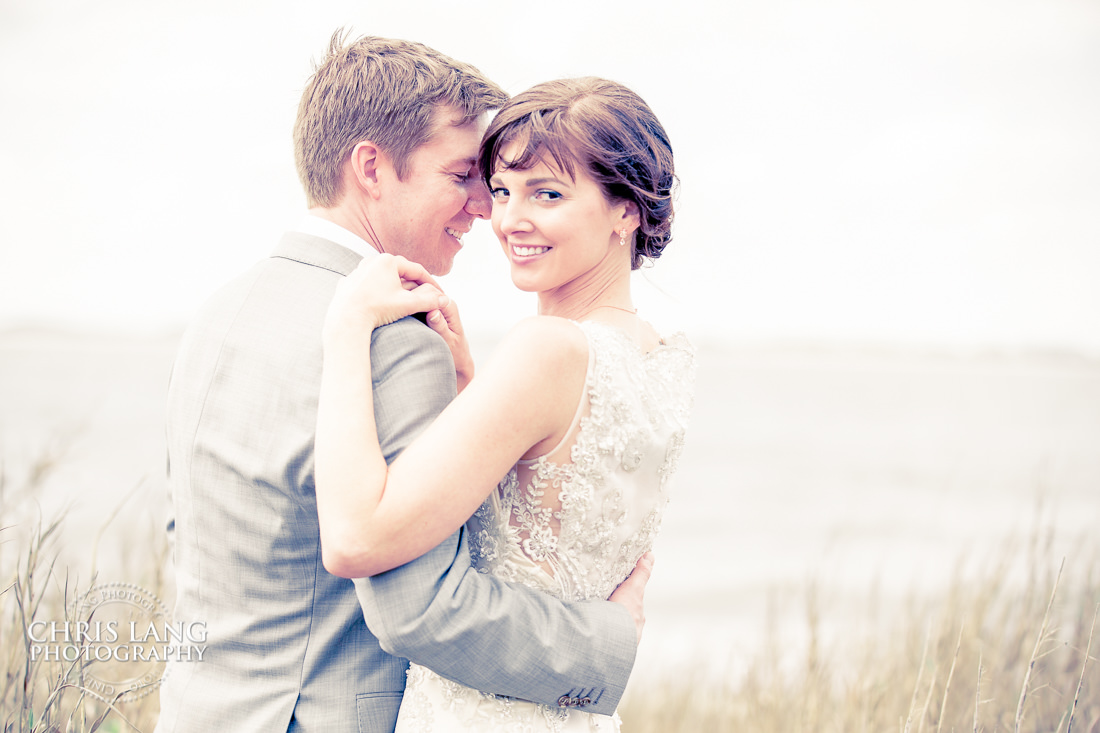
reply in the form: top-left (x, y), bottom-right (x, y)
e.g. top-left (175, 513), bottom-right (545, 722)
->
top-left (478, 77), bottom-right (676, 270)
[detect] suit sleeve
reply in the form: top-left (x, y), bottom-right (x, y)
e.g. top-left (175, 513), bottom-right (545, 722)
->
top-left (353, 317), bottom-right (637, 714)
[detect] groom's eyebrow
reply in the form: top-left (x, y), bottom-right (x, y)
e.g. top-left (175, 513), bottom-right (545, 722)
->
top-left (447, 156), bottom-right (478, 170)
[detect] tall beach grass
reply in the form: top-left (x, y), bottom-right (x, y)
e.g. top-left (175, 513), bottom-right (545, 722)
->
top-left (2, 448), bottom-right (1097, 731)
top-left (1, 451), bottom-right (164, 732)
top-left (619, 527), bottom-right (1099, 732)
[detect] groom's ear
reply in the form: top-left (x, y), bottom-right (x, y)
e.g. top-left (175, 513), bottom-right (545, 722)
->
top-left (349, 141), bottom-right (384, 200)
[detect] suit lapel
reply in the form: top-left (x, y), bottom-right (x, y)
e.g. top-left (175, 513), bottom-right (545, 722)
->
top-left (271, 231), bottom-right (364, 277)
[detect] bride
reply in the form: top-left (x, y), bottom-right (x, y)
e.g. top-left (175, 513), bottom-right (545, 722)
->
top-left (315, 76), bottom-right (695, 731)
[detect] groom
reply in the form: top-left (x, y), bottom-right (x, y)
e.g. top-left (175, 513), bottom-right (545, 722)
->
top-left (156, 32), bottom-right (649, 732)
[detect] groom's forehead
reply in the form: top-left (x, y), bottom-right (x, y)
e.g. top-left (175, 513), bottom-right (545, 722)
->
top-left (408, 112), bottom-right (486, 169)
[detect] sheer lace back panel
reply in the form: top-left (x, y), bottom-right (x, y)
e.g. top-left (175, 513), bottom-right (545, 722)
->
top-left (468, 320), bottom-right (696, 602)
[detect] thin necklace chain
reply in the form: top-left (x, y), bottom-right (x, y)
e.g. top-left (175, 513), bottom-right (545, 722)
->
top-left (590, 304), bottom-right (638, 315)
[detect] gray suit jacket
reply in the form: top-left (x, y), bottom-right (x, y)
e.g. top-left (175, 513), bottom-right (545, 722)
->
top-left (155, 232), bottom-right (636, 732)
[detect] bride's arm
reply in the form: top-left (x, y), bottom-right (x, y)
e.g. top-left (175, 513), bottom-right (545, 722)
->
top-left (316, 258), bottom-right (585, 578)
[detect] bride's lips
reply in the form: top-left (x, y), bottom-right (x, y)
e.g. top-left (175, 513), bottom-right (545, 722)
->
top-left (510, 243), bottom-right (552, 260)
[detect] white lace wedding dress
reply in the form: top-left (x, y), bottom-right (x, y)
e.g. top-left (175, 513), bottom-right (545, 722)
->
top-left (394, 320), bottom-right (696, 732)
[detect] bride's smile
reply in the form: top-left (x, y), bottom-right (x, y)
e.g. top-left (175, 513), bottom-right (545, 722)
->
top-left (510, 244), bottom-right (552, 257)
top-left (489, 144), bottom-right (634, 300)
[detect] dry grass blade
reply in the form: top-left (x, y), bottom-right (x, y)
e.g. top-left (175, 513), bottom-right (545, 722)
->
top-left (905, 623), bottom-right (932, 733)
top-left (937, 621), bottom-right (965, 733)
top-left (1016, 557), bottom-right (1065, 732)
top-left (89, 478), bottom-right (146, 578)
top-left (917, 666), bottom-right (938, 733)
top-left (1066, 603), bottom-right (1099, 733)
top-left (973, 652), bottom-right (983, 733)
top-left (34, 657), bottom-right (87, 730)
top-left (73, 686), bottom-right (140, 733)
top-left (27, 520), bottom-right (63, 624)
top-left (14, 578), bottom-right (38, 728)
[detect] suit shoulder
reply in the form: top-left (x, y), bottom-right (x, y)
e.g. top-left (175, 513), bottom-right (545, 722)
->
top-left (370, 316), bottom-right (452, 376)
top-left (372, 316), bottom-right (447, 352)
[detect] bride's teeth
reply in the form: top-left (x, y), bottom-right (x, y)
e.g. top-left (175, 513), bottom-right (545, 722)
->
top-left (513, 246), bottom-right (549, 256)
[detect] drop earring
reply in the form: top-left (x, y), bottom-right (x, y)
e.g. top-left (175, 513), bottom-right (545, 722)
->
top-left (619, 229), bottom-right (628, 247)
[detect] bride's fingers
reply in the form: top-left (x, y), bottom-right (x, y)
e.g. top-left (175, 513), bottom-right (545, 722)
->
top-left (347, 254), bottom-right (430, 287)
top-left (389, 255), bottom-right (441, 291)
top-left (405, 283), bottom-right (448, 314)
top-left (424, 307), bottom-right (452, 337)
top-left (424, 296), bottom-right (475, 392)
top-left (424, 298), bottom-right (455, 337)
top-left (426, 294), bottom-right (463, 335)
top-left (332, 256), bottom-right (449, 329)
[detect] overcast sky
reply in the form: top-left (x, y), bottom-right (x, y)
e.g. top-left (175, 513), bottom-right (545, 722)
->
top-left (2, 0), bottom-right (1098, 353)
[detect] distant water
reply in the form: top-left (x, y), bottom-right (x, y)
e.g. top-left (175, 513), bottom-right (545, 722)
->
top-left (3, 328), bottom-right (1099, 676)
top-left (643, 339), bottom-right (1100, 676)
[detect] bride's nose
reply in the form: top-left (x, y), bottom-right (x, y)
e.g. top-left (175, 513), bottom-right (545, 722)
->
top-left (496, 197), bottom-right (533, 234)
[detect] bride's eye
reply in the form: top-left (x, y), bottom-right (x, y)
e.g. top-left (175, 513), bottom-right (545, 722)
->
top-left (534, 190), bottom-right (562, 201)
top-left (490, 187), bottom-right (509, 200)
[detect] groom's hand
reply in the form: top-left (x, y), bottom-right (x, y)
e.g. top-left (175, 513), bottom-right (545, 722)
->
top-left (608, 552), bottom-right (655, 644)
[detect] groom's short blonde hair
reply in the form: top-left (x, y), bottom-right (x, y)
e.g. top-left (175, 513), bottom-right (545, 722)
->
top-left (293, 31), bottom-right (508, 208)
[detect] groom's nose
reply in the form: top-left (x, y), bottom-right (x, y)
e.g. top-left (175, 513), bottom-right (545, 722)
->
top-left (465, 179), bottom-right (492, 219)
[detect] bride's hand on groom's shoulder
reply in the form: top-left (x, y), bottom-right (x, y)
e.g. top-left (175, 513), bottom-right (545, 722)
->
top-left (324, 254), bottom-right (449, 345)
top-left (424, 297), bottom-right (475, 393)
top-left (609, 552), bottom-right (655, 645)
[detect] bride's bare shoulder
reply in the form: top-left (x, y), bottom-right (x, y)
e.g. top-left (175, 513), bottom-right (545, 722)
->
top-left (504, 315), bottom-right (586, 351)
top-left (487, 316), bottom-right (588, 374)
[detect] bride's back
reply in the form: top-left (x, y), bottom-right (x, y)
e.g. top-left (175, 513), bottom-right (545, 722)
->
top-left (468, 319), bottom-right (695, 601)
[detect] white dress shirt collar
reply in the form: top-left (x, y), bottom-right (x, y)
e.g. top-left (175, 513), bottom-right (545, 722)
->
top-left (293, 214), bottom-right (379, 259)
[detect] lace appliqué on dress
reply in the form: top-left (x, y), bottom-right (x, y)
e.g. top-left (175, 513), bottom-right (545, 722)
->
top-left (398, 321), bottom-right (695, 733)
top-left (469, 321), bottom-right (695, 603)
top-left (398, 663), bottom-right (599, 732)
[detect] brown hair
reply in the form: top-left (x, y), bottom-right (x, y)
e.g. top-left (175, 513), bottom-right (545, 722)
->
top-left (293, 31), bottom-right (508, 208)
top-left (479, 77), bottom-right (676, 270)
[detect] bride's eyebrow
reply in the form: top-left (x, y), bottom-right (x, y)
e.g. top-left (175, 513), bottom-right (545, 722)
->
top-left (487, 173), bottom-right (570, 188)
top-left (524, 177), bottom-right (567, 187)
